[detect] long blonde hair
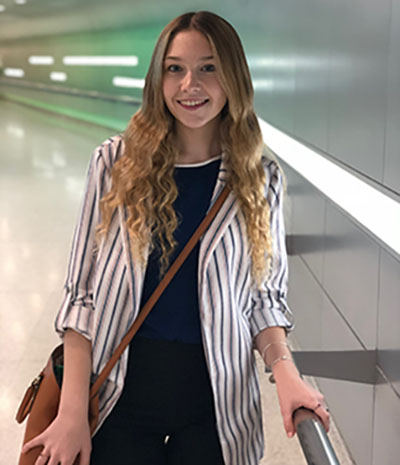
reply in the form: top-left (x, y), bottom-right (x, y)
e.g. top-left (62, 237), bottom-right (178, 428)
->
top-left (98, 11), bottom-right (274, 286)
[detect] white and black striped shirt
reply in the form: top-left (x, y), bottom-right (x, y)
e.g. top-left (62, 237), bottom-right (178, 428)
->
top-left (54, 134), bottom-right (294, 465)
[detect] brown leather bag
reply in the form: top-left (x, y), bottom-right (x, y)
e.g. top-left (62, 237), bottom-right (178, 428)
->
top-left (16, 345), bottom-right (99, 465)
top-left (15, 185), bottom-right (229, 465)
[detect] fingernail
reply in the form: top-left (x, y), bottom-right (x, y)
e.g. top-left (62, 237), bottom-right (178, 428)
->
top-left (288, 432), bottom-right (293, 438)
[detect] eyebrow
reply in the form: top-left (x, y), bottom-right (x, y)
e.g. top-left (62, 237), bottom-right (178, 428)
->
top-left (164, 55), bottom-right (214, 61)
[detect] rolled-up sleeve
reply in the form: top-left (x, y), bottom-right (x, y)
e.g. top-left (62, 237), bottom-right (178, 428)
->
top-left (54, 147), bottom-right (110, 342)
top-left (249, 160), bottom-right (294, 338)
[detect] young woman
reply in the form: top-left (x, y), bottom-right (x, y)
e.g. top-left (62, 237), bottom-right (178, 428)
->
top-left (22, 10), bottom-right (330, 465)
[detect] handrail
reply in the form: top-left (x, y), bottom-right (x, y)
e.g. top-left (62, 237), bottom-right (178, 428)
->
top-left (0, 77), bottom-right (141, 106)
top-left (293, 407), bottom-right (340, 465)
top-left (266, 361), bottom-right (341, 464)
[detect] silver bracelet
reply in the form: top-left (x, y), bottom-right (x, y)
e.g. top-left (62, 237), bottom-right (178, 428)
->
top-left (261, 341), bottom-right (288, 365)
top-left (269, 354), bottom-right (293, 371)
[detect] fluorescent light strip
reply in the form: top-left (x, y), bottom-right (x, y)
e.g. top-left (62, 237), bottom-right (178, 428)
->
top-left (29, 56), bottom-right (54, 65)
top-left (113, 76), bottom-right (145, 89)
top-left (258, 118), bottom-right (400, 256)
top-left (253, 78), bottom-right (294, 92)
top-left (63, 56), bottom-right (138, 66)
top-left (248, 57), bottom-right (293, 69)
top-left (253, 79), bottom-right (274, 91)
top-left (50, 72), bottom-right (67, 82)
top-left (248, 56), bottom-right (331, 70)
top-left (4, 68), bottom-right (24, 78)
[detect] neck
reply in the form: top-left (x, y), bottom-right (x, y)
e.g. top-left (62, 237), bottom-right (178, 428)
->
top-left (174, 119), bottom-right (222, 164)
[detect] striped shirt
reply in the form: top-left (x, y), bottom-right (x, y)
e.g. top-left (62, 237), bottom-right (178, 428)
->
top-left (54, 134), bottom-right (294, 465)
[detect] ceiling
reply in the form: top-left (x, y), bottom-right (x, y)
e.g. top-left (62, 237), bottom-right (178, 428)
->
top-left (0, 0), bottom-right (215, 42)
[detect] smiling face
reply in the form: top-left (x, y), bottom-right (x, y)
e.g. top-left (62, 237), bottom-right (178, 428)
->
top-left (162, 29), bottom-right (227, 134)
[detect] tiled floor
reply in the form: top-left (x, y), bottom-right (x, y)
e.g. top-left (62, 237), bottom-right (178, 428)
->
top-left (1, 98), bottom-right (352, 464)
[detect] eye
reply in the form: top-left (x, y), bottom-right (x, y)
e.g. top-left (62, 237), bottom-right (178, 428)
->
top-left (166, 64), bottom-right (182, 72)
top-left (202, 64), bottom-right (216, 72)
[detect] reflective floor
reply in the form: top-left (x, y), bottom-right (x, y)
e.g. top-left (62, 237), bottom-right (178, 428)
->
top-left (0, 98), bottom-right (352, 465)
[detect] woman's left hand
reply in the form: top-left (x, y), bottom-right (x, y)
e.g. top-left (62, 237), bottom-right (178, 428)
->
top-left (273, 365), bottom-right (330, 438)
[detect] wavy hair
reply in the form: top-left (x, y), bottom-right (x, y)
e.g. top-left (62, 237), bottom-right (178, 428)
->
top-left (98, 11), bottom-right (276, 286)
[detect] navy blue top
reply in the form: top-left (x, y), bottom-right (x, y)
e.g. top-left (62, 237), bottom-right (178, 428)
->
top-left (137, 157), bottom-right (221, 344)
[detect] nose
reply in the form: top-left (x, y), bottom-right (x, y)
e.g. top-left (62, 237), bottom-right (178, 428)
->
top-left (181, 70), bottom-right (201, 92)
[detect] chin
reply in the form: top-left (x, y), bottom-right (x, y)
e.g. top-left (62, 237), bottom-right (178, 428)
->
top-left (181, 120), bottom-right (212, 129)
top-left (175, 114), bottom-right (222, 131)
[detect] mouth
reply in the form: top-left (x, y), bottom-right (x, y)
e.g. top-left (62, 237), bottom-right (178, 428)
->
top-left (177, 99), bottom-right (209, 109)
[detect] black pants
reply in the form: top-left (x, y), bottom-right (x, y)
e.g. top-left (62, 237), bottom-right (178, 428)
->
top-left (91, 337), bottom-right (225, 465)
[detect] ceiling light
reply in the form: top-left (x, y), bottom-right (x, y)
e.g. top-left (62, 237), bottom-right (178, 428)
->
top-left (63, 56), bottom-right (138, 66)
top-left (4, 68), bottom-right (24, 78)
top-left (50, 72), bottom-right (67, 82)
top-left (113, 76), bottom-right (145, 88)
top-left (29, 56), bottom-right (55, 65)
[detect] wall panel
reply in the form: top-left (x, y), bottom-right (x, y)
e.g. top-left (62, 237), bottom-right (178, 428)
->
top-left (318, 295), bottom-right (374, 465)
top-left (293, 0), bottom-right (330, 151)
top-left (287, 256), bottom-right (323, 350)
top-left (384, 0), bottom-right (400, 194)
top-left (372, 379), bottom-right (400, 465)
top-left (326, 0), bottom-right (390, 181)
top-left (377, 250), bottom-right (400, 397)
top-left (249, 0), bottom-right (297, 133)
top-left (282, 163), bottom-right (326, 281)
top-left (323, 204), bottom-right (379, 349)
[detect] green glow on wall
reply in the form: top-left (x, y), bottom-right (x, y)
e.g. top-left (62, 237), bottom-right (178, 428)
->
top-left (0, 22), bottom-right (164, 129)
top-left (3, 93), bottom-right (129, 131)
top-left (1, 23), bottom-right (163, 95)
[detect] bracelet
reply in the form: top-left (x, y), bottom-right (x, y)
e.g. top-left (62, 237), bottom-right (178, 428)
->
top-left (269, 354), bottom-right (293, 371)
top-left (261, 341), bottom-right (288, 365)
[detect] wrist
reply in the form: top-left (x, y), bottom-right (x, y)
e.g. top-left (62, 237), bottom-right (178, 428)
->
top-left (261, 340), bottom-right (292, 368)
top-left (272, 358), bottom-right (300, 381)
top-left (261, 341), bottom-right (288, 366)
top-left (58, 404), bottom-right (90, 422)
top-left (59, 395), bottom-right (89, 418)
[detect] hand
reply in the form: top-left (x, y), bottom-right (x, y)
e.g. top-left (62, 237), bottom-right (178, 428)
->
top-left (274, 367), bottom-right (330, 438)
top-left (21, 412), bottom-right (91, 465)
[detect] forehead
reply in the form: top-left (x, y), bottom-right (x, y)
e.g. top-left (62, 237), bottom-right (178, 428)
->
top-left (165, 30), bottom-right (213, 60)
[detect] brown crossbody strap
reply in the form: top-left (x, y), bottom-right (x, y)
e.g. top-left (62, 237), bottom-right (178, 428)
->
top-left (89, 185), bottom-right (230, 398)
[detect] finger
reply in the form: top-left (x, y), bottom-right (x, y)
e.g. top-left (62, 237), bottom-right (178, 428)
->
top-left (48, 452), bottom-right (75, 465)
top-left (47, 454), bottom-right (60, 465)
top-left (314, 404), bottom-right (330, 432)
top-left (79, 448), bottom-right (91, 465)
top-left (22, 435), bottom-right (44, 454)
top-left (34, 451), bottom-right (51, 465)
top-left (283, 411), bottom-right (295, 438)
top-left (320, 409), bottom-right (330, 433)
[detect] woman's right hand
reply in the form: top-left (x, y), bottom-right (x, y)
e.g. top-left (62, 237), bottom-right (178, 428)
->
top-left (21, 411), bottom-right (92, 465)
top-left (25, 329), bottom-right (93, 463)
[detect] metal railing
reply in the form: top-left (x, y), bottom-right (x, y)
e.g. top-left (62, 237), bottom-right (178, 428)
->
top-left (294, 407), bottom-right (340, 465)
top-left (265, 348), bottom-right (351, 465)
top-left (264, 344), bottom-right (378, 463)
top-left (0, 76), bottom-right (141, 106)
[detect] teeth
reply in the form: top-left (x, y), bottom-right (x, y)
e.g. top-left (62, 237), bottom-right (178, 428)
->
top-left (179, 99), bottom-right (207, 106)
